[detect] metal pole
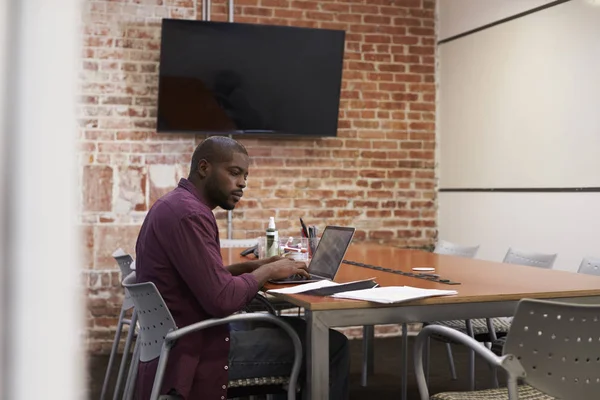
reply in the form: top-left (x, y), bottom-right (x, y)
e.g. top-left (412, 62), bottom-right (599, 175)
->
top-left (228, 0), bottom-right (234, 22)
top-left (227, 134), bottom-right (233, 239)
top-left (206, 0), bottom-right (211, 21)
top-left (226, 0), bottom-right (234, 239)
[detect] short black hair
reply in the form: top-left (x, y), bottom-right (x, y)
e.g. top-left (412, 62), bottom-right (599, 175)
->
top-left (189, 136), bottom-right (248, 178)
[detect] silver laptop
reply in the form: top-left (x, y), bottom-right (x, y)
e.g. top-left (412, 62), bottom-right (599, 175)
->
top-left (270, 226), bottom-right (355, 284)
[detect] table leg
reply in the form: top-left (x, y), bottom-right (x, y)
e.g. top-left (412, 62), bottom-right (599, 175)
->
top-left (361, 325), bottom-right (374, 386)
top-left (305, 310), bottom-right (329, 399)
top-left (401, 323), bottom-right (408, 400)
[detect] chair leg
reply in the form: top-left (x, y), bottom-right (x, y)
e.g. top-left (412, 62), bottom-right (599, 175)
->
top-left (101, 308), bottom-right (127, 400)
top-left (444, 343), bottom-right (458, 380)
top-left (113, 314), bottom-right (137, 400)
top-left (123, 314), bottom-right (140, 400)
top-left (424, 336), bottom-right (431, 385)
top-left (361, 325), bottom-right (374, 387)
top-left (490, 363), bottom-right (500, 388)
top-left (401, 323), bottom-right (408, 400)
top-left (466, 319), bottom-right (475, 391)
top-left (149, 344), bottom-right (173, 400)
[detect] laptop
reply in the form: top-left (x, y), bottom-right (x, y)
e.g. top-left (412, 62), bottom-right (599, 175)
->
top-left (270, 225), bottom-right (356, 284)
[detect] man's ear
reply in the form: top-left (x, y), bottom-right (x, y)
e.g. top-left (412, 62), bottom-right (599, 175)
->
top-left (197, 159), bottom-right (210, 179)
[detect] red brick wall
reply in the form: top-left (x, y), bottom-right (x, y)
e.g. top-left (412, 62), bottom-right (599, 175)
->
top-left (80, 0), bottom-right (437, 352)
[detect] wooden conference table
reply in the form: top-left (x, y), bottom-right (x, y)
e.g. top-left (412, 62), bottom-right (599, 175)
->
top-left (221, 243), bottom-right (600, 399)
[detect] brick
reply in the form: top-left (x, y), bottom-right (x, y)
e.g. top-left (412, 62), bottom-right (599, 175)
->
top-left (261, 0), bottom-right (290, 7)
top-left (291, 1), bottom-right (318, 10)
top-left (363, 15), bottom-right (391, 25)
top-left (350, 5), bottom-right (380, 14)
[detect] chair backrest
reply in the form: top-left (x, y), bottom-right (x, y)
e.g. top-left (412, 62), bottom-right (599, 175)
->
top-left (114, 253), bottom-right (135, 278)
top-left (504, 299), bottom-right (600, 400)
top-left (120, 271), bottom-right (136, 311)
top-left (502, 248), bottom-right (557, 269)
top-left (220, 238), bottom-right (259, 248)
top-left (434, 239), bottom-right (480, 258)
top-left (114, 252), bottom-right (135, 310)
top-left (122, 278), bottom-right (177, 362)
top-left (577, 257), bottom-right (600, 276)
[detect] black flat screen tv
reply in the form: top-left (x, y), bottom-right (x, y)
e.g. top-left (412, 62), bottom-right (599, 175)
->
top-left (157, 19), bottom-right (346, 137)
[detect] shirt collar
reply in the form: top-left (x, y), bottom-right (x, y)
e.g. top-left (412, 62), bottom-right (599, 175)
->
top-left (178, 178), bottom-right (214, 210)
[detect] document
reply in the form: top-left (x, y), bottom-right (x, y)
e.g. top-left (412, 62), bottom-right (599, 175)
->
top-left (267, 280), bottom-right (338, 295)
top-left (267, 278), bottom-right (377, 296)
top-left (330, 286), bottom-right (458, 304)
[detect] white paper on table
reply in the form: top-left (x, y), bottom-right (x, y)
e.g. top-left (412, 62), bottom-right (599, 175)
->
top-left (267, 280), bottom-right (339, 295)
top-left (330, 286), bottom-right (458, 304)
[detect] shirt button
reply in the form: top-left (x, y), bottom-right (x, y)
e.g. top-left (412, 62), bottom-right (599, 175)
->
top-left (225, 337), bottom-right (229, 342)
top-left (221, 397), bottom-right (225, 400)
top-left (222, 385), bottom-right (226, 389)
top-left (224, 365), bottom-right (229, 370)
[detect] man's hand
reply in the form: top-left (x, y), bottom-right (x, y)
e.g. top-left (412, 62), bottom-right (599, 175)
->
top-left (265, 258), bottom-right (310, 280)
top-left (251, 257), bottom-right (309, 286)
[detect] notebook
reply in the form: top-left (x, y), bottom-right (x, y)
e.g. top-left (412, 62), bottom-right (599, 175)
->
top-left (269, 225), bottom-right (355, 284)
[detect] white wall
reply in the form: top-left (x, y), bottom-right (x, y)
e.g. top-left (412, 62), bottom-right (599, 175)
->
top-left (437, 0), bottom-right (600, 272)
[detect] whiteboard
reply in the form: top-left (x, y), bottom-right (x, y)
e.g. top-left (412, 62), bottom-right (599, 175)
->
top-left (439, 1), bottom-right (600, 188)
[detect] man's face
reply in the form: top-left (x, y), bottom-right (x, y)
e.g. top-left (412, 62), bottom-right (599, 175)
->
top-left (202, 151), bottom-right (249, 210)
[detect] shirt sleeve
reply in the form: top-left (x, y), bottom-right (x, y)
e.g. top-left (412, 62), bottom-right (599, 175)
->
top-left (165, 212), bottom-right (259, 318)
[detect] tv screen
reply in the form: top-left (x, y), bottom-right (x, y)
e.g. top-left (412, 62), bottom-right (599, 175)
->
top-left (157, 19), bottom-right (346, 137)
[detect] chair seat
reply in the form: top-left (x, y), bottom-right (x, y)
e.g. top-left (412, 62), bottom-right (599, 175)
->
top-left (431, 384), bottom-right (555, 400)
top-left (428, 317), bottom-right (512, 338)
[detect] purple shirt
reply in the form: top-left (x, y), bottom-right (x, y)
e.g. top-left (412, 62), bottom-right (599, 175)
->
top-left (135, 178), bottom-right (259, 400)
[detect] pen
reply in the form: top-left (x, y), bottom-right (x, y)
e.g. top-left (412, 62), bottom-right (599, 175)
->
top-left (299, 217), bottom-right (309, 238)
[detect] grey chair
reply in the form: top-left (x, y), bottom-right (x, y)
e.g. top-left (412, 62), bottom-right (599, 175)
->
top-left (486, 248), bottom-right (557, 337)
top-left (100, 252), bottom-right (138, 400)
top-left (415, 298), bottom-right (600, 400)
top-left (577, 256), bottom-right (600, 276)
top-left (491, 255), bottom-right (600, 357)
top-left (502, 248), bottom-right (557, 268)
top-left (427, 247), bottom-right (557, 391)
top-left (122, 276), bottom-right (302, 400)
top-left (434, 240), bottom-right (480, 258)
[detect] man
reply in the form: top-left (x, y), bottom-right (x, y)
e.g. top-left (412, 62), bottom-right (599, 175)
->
top-left (135, 136), bottom-right (350, 399)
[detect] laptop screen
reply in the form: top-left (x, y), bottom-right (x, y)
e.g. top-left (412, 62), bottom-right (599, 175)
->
top-left (308, 226), bottom-right (356, 279)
